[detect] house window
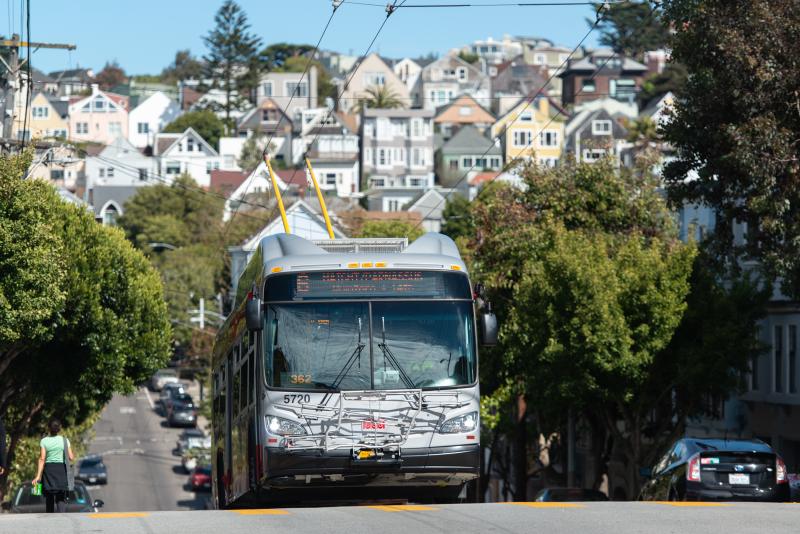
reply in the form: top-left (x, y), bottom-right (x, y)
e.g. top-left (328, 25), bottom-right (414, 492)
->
top-left (187, 138), bottom-right (195, 152)
top-left (76, 122), bottom-right (88, 134)
top-left (775, 325), bottom-right (784, 393)
top-left (519, 111), bottom-right (532, 122)
top-left (790, 325), bottom-right (797, 394)
top-left (166, 161), bottom-right (181, 175)
top-left (583, 149), bottom-right (606, 162)
top-left (408, 177), bottom-right (425, 187)
top-left (32, 106), bottom-right (48, 119)
top-left (364, 147), bottom-right (373, 165)
top-left (393, 147), bottom-right (405, 164)
top-left (457, 67), bottom-right (467, 81)
top-left (539, 130), bottom-right (559, 147)
top-left (138, 168), bottom-right (148, 180)
top-left (93, 97), bottom-right (106, 112)
top-left (378, 148), bottom-right (388, 167)
top-left (107, 167), bottom-right (114, 178)
top-left (513, 130), bottom-right (532, 147)
top-left (592, 120), bottom-right (612, 135)
top-left (365, 72), bottom-right (386, 86)
top-left (50, 169), bottom-right (64, 180)
top-left (411, 118), bottom-right (423, 138)
top-left (387, 199), bottom-right (400, 211)
top-left (476, 157), bottom-right (487, 168)
top-left (286, 82), bottom-right (308, 97)
top-left (363, 122), bottom-right (374, 137)
top-left (137, 122), bottom-right (149, 134)
top-left (412, 147), bottom-right (427, 167)
top-left (462, 157), bottom-right (473, 168)
top-left (581, 79), bottom-right (596, 93)
top-left (102, 204), bottom-right (119, 226)
top-left (262, 81), bottom-right (273, 96)
top-left (449, 159), bottom-right (458, 170)
top-left (534, 53), bottom-right (547, 65)
top-left (109, 122), bottom-right (122, 137)
top-left (490, 156), bottom-right (501, 168)
top-left (611, 78), bottom-right (636, 100)
top-left (324, 173), bottom-right (337, 186)
top-left (371, 176), bottom-right (385, 188)
top-left (98, 168), bottom-right (105, 178)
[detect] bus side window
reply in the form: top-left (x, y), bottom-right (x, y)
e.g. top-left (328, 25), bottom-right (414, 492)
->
top-left (241, 356), bottom-right (250, 412)
top-left (233, 368), bottom-right (241, 419)
top-left (247, 351), bottom-right (254, 405)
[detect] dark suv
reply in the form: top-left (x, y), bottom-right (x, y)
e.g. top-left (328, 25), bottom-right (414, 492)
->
top-left (639, 438), bottom-right (790, 502)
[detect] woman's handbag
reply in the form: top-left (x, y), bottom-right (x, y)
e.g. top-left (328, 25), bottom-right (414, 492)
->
top-left (62, 437), bottom-right (75, 491)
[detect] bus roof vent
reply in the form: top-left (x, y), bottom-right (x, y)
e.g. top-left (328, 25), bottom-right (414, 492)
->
top-left (312, 238), bottom-right (408, 254)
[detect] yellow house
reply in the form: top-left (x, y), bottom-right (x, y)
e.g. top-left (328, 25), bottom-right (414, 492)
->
top-left (13, 92), bottom-right (69, 141)
top-left (490, 95), bottom-right (565, 168)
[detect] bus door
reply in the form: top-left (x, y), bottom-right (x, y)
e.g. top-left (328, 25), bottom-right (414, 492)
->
top-left (241, 331), bottom-right (258, 490)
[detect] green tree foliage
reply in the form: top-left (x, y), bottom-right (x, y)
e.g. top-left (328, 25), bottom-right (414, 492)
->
top-left (237, 132), bottom-right (275, 172)
top-left (259, 43), bottom-right (314, 70)
top-left (592, 1), bottom-right (668, 60)
top-left (441, 195), bottom-right (474, 241)
top-left (357, 220), bottom-right (423, 242)
top-left (161, 49), bottom-right (205, 84)
top-left (163, 110), bottom-right (226, 151)
top-left (353, 85), bottom-right (405, 113)
top-left (203, 0), bottom-right (262, 128)
top-left (94, 60), bottom-right (127, 90)
top-left (474, 156), bottom-right (770, 497)
top-left (457, 51), bottom-right (480, 65)
top-left (662, 0), bottom-right (800, 298)
top-left (0, 152), bottom-right (171, 494)
top-left (637, 63), bottom-right (687, 108)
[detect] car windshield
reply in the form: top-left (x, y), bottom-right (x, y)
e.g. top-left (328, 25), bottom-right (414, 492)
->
top-left (79, 458), bottom-right (103, 468)
top-left (265, 300), bottom-right (476, 390)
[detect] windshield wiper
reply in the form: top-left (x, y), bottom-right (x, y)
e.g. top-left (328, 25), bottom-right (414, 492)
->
top-left (330, 317), bottom-right (366, 390)
top-left (377, 316), bottom-right (415, 389)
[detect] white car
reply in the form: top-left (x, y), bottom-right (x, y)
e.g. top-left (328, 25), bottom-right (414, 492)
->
top-left (150, 369), bottom-right (179, 391)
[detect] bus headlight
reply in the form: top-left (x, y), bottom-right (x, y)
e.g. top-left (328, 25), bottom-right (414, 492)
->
top-left (267, 416), bottom-right (307, 436)
top-left (438, 412), bottom-right (478, 434)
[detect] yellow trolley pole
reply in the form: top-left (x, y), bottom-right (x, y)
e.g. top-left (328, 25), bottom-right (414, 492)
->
top-left (264, 152), bottom-right (290, 234)
top-left (305, 157), bottom-right (336, 239)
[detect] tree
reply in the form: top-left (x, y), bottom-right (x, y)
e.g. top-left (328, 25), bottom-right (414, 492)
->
top-left (259, 43), bottom-right (314, 71)
top-left (591, 1), bottom-right (669, 60)
top-left (353, 85), bottom-right (405, 113)
top-left (163, 110), bottom-right (226, 151)
top-left (237, 132), bottom-right (275, 172)
top-left (161, 49), bottom-right (204, 83)
top-left (458, 51), bottom-right (480, 65)
top-left (357, 220), bottom-right (423, 242)
top-left (441, 195), bottom-right (474, 241)
top-left (95, 60), bottom-right (127, 90)
top-left (203, 0), bottom-right (262, 128)
top-left (662, 0), bottom-right (800, 298)
top-left (637, 63), bottom-right (687, 108)
top-left (0, 153), bottom-right (171, 495)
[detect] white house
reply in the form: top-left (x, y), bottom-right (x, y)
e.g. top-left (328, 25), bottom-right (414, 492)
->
top-left (218, 136), bottom-right (247, 171)
top-left (302, 109), bottom-right (361, 198)
top-left (222, 161), bottom-right (291, 221)
top-left (128, 91), bottom-right (182, 148)
top-left (85, 136), bottom-right (157, 190)
top-left (153, 127), bottom-right (221, 188)
top-left (393, 58), bottom-right (423, 92)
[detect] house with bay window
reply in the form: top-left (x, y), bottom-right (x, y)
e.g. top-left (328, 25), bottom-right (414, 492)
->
top-left (559, 49), bottom-right (648, 108)
top-left (154, 127), bottom-right (221, 187)
top-left (68, 84), bottom-right (129, 145)
top-left (255, 67), bottom-right (318, 122)
top-left (490, 95), bottom-right (566, 167)
top-left (338, 53), bottom-right (410, 113)
top-left (303, 109), bottom-right (360, 198)
top-left (412, 54), bottom-right (490, 111)
top-left (361, 108), bottom-right (435, 212)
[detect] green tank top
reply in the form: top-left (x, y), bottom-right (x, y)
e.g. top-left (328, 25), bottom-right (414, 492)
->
top-left (40, 436), bottom-right (70, 463)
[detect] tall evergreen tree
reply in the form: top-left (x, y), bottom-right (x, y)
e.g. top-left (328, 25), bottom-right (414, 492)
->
top-left (203, 0), bottom-right (262, 130)
top-left (591, 1), bottom-right (668, 60)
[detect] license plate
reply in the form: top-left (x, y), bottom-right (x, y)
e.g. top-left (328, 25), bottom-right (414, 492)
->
top-left (88, 477), bottom-right (97, 483)
top-left (729, 473), bottom-right (750, 485)
top-left (357, 449), bottom-right (376, 460)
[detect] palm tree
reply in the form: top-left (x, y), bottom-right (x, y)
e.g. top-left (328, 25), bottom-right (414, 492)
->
top-left (353, 85), bottom-right (405, 113)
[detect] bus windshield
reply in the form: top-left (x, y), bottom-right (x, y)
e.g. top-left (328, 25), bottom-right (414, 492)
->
top-left (265, 301), bottom-right (476, 390)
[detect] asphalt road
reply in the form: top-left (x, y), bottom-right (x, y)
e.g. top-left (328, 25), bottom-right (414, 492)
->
top-left (81, 389), bottom-right (209, 512)
top-left (2, 501), bottom-right (800, 534)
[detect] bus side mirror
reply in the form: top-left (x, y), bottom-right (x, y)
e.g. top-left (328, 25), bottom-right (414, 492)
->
top-left (246, 298), bottom-right (263, 331)
top-left (480, 312), bottom-right (498, 346)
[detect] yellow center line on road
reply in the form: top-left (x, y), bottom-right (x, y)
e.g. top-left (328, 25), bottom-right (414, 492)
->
top-left (504, 502), bottom-right (585, 509)
top-left (366, 504), bottom-right (439, 512)
top-left (650, 501), bottom-right (731, 507)
top-left (88, 512), bottom-right (151, 518)
top-left (230, 509), bottom-right (290, 515)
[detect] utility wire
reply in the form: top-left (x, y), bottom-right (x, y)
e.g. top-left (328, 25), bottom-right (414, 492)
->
top-left (341, 0), bottom-right (626, 7)
top-left (223, 1), bottom-right (341, 240)
top-left (410, 2), bottom-right (658, 231)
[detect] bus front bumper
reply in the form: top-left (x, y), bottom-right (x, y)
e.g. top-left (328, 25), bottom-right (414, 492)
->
top-left (262, 444), bottom-right (480, 489)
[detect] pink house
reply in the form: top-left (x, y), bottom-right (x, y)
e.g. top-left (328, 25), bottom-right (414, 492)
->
top-left (69, 84), bottom-right (129, 145)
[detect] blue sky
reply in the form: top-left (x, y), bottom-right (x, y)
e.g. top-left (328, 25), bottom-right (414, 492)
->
top-left (23, 0), bottom-right (600, 75)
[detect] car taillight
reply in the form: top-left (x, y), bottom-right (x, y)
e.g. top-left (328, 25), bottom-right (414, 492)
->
top-left (687, 453), bottom-right (701, 482)
top-left (776, 456), bottom-right (788, 484)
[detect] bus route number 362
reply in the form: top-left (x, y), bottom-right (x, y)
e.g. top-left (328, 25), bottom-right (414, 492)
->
top-left (283, 394), bottom-right (312, 404)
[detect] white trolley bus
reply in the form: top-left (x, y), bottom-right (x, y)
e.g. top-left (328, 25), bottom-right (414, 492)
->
top-left (211, 233), bottom-right (497, 507)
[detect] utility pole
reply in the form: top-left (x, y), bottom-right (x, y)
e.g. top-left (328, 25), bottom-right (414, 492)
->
top-left (0, 34), bottom-right (75, 142)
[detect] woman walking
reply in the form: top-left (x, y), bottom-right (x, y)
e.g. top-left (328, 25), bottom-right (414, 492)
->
top-left (31, 419), bottom-right (74, 513)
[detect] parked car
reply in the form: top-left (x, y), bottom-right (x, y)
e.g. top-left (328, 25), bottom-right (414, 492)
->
top-left (638, 438), bottom-right (791, 502)
top-left (158, 382), bottom-right (187, 414)
top-left (176, 429), bottom-right (211, 456)
top-left (4, 481), bottom-right (104, 513)
top-left (168, 404), bottom-right (197, 428)
top-left (165, 392), bottom-right (194, 418)
top-left (150, 368), bottom-right (179, 391)
top-left (189, 464), bottom-right (212, 492)
top-left (75, 455), bottom-right (108, 485)
top-left (534, 487), bottom-right (609, 502)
